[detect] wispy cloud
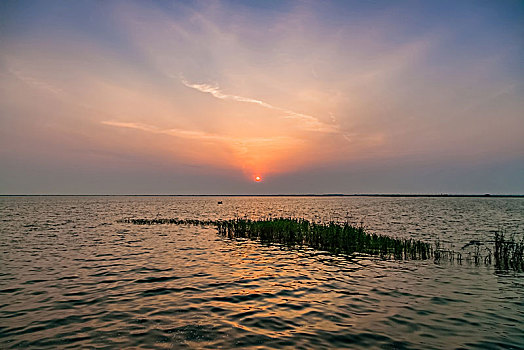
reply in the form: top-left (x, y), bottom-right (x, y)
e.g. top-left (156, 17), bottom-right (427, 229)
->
top-left (101, 120), bottom-right (295, 145)
top-left (102, 120), bottom-right (225, 141)
top-left (9, 68), bottom-right (64, 96)
top-left (101, 119), bottom-right (305, 173)
top-left (181, 79), bottom-right (340, 133)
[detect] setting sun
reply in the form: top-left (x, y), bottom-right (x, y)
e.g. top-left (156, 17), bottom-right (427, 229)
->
top-left (254, 176), bottom-right (262, 182)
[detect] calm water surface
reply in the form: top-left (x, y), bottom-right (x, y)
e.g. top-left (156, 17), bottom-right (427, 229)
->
top-left (1, 196), bottom-right (523, 349)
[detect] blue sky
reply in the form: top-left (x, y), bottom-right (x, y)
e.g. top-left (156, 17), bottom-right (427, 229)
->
top-left (1, 0), bottom-right (523, 194)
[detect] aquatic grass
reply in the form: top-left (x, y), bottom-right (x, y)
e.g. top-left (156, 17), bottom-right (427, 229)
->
top-left (433, 232), bottom-right (523, 272)
top-left (118, 218), bottom-right (216, 226)
top-left (494, 231), bottom-right (524, 272)
top-left (118, 217), bottom-right (523, 271)
top-left (216, 218), bottom-right (432, 260)
top-left (119, 217), bottom-right (432, 260)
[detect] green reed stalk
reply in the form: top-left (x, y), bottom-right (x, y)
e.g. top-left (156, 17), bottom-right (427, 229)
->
top-left (119, 217), bottom-right (524, 270)
top-left (215, 218), bottom-right (431, 260)
top-left (494, 231), bottom-right (524, 272)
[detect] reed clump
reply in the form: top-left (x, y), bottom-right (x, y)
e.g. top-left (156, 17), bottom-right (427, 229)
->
top-left (433, 232), bottom-right (524, 272)
top-left (118, 217), bottom-right (524, 270)
top-left (118, 218), bottom-right (215, 226)
top-left (215, 218), bottom-right (432, 260)
top-left (494, 232), bottom-right (524, 272)
top-left (118, 217), bottom-right (431, 260)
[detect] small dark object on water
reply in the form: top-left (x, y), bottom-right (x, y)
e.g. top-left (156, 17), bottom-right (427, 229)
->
top-left (218, 201), bottom-right (223, 204)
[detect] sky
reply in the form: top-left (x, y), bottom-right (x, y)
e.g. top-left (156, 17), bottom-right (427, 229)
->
top-left (1, 0), bottom-right (523, 194)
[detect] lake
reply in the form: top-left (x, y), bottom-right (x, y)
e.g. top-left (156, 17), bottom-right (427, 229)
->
top-left (0, 196), bottom-right (523, 348)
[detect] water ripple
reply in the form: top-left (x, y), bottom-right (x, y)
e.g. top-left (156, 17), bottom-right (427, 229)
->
top-left (0, 196), bottom-right (523, 348)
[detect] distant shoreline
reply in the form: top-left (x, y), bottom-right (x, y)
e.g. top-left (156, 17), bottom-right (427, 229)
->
top-left (1, 194), bottom-right (523, 198)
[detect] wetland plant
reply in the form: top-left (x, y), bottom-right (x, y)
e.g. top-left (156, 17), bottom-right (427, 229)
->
top-left (215, 218), bottom-right (432, 260)
top-left (120, 217), bottom-right (432, 260)
top-left (494, 231), bottom-right (524, 272)
top-left (118, 218), bottom-right (216, 226)
top-left (119, 217), bottom-right (523, 271)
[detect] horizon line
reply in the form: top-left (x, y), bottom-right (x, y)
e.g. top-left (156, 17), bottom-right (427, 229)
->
top-left (1, 194), bottom-right (523, 198)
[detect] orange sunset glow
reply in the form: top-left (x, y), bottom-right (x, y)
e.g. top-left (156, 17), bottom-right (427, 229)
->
top-left (0, 0), bottom-right (522, 195)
